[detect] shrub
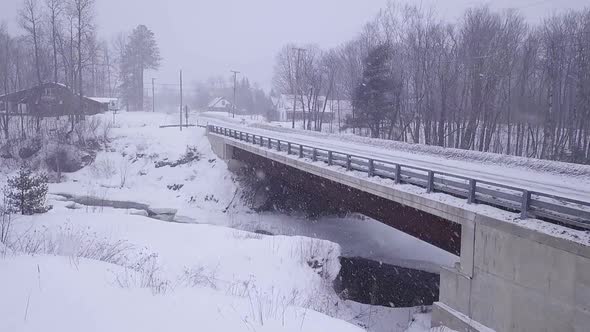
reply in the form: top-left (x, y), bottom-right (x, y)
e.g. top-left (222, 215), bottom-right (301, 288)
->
top-left (45, 144), bottom-right (94, 174)
top-left (18, 137), bottom-right (42, 159)
top-left (89, 155), bottom-right (117, 179)
top-left (5, 166), bottom-right (51, 215)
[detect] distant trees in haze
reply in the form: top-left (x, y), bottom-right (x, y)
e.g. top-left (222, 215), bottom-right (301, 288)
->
top-left (192, 76), bottom-right (273, 115)
top-left (272, 3), bottom-right (590, 164)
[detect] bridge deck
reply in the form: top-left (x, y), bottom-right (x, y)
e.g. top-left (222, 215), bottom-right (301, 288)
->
top-left (201, 116), bottom-right (590, 203)
top-left (207, 123), bottom-right (590, 230)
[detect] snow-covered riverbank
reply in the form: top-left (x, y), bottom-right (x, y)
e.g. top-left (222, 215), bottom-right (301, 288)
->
top-left (0, 111), bottom-right (456, 332)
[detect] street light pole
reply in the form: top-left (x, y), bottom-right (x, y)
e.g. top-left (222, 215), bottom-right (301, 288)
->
top-left (231, 70), bottom-right (240, 118)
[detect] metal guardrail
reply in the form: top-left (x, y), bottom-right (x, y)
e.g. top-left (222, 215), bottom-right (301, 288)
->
top-left (208, 125), bottom-right (590, 230)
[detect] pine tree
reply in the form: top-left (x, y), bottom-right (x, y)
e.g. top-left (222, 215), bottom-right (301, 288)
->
top-left (352, 44), bottom-right (395, 138)
top-left (5, 166), bottom-right (50, 215)
top-left (120, 25), bottom-right (162, 111)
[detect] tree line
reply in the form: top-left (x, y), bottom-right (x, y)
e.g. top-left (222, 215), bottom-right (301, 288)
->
top-left (273, 3), bottom-right (590, 164)
top-left (0, 0), bottom-right (161, 115)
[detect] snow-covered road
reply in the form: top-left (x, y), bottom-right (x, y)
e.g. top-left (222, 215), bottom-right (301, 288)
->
top-left (199, 113), bottom-right (590, 203)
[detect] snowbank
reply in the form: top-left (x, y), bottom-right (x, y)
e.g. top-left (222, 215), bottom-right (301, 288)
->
top-left (8, 210), bottom-right (342, 312)
top-left (0, 255), bottom-right (363, 332)
top-left (50, 111), bottom-right (237, 220)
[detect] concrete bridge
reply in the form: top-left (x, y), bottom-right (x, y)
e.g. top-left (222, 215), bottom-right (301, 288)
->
top-left (207, 124), bottom-right (590, 332)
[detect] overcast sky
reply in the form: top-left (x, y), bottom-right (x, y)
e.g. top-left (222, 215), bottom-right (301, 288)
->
top-left (1, 0), bottom-right (588, 91)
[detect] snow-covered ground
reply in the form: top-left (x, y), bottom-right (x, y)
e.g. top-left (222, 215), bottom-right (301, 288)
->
top-left (1, 211), bottom-right (356, 332)
top-left (46, 111), bottom-right (456, 270)
top-left (0, 111), bottom-right (457, 332)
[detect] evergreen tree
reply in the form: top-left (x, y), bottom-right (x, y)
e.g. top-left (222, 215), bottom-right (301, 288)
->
top-left (120, 25), bottom-right (161, 111)
top-left (5, 166), bottom-right (50, 215)
top-left (352, 44), bottom-right (395, 138)
top-left (253, 88), bottom-right (273, 116)
top-left (236, 78), bottom-right (253, 113)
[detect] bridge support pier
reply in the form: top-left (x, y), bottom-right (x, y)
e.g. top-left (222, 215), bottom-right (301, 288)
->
top-left (209, 132), bottom-right (235, 160)
top-left (433, 216), bottom-right (590, 332)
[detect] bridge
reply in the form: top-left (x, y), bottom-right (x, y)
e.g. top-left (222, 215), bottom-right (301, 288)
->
top-left (206, 123), bottom-right (590, 332)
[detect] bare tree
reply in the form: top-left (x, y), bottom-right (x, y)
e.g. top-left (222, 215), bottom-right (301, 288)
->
top-left (271, 4), bottom-right (590, 164)
top-left (19, 0), bottom-right (44, 85)
top-left (0, 25), bottom-right (12, 139)
top-left (70, 0), bottom-right (95, 106)
top-left (45, 0), bottom-right (63, 83)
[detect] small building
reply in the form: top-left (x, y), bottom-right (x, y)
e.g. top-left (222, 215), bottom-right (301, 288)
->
top-left (207, 97), bottom-right (233, 112)
top-left (273, 94), bottom-right (335, 122)
top-left (87, 97), bottom-right (119, 112)
top-left (0, 82), bottom-right (107, 117)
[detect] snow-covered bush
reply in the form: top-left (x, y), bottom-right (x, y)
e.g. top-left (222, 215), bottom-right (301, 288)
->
top-left (154, 146), bottom-right (201, 168)
top-left (181, 266), bottom-right (219, 289)
top-left (45, 143), bottom-right (94, 176)
top-left (18, 136), bottom-right (42, 159)
top-left (6, 222), bottom-right (169, 293)
top-left (115, 253), bottom-right (169, 294)
top-left (118, 157), bottom-right (131, 188)
top-left (101, 120), bottom-right (113, 148)
top-left (4, 166), bottom-right (50, 215)
top-left (89, 154), bottom-right (117, 179)
top-left (7, 225), bottom-right (133, 264)
top-left (74, 116), bottom-right (102, 148)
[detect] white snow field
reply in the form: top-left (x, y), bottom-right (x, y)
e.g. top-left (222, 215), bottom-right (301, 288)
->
top-left (0, 111), bottom-right (456, 332)
top-left (1, 212), bottom-right (357, 332)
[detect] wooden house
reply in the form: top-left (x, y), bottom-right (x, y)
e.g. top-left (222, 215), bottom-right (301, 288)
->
top-left (0, 82), bottom-right (107, 117)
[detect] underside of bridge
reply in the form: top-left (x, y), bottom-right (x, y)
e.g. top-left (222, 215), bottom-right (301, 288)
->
top-left (232, 147), bottom-right (462, 255)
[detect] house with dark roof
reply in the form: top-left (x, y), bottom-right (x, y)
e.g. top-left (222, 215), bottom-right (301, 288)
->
top-left (0, 82), bottom-right (107, 117)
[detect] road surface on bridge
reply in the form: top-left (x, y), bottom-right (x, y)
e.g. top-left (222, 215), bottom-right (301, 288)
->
top-left (199, 113), bottom-right (590, 204)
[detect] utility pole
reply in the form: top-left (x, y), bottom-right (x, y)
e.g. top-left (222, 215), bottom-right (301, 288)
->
top-left (292, 47), bottom-right (306, 129)
top-left (231, 70), bottom-right (240, 118)
top-left (151, 78), bottom-right (156, 113)
top-left (179, 70), bottom-right (183, 132)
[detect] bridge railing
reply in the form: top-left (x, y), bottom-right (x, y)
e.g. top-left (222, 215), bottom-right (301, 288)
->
top-left (208, 125), bottom-right (590, 230)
